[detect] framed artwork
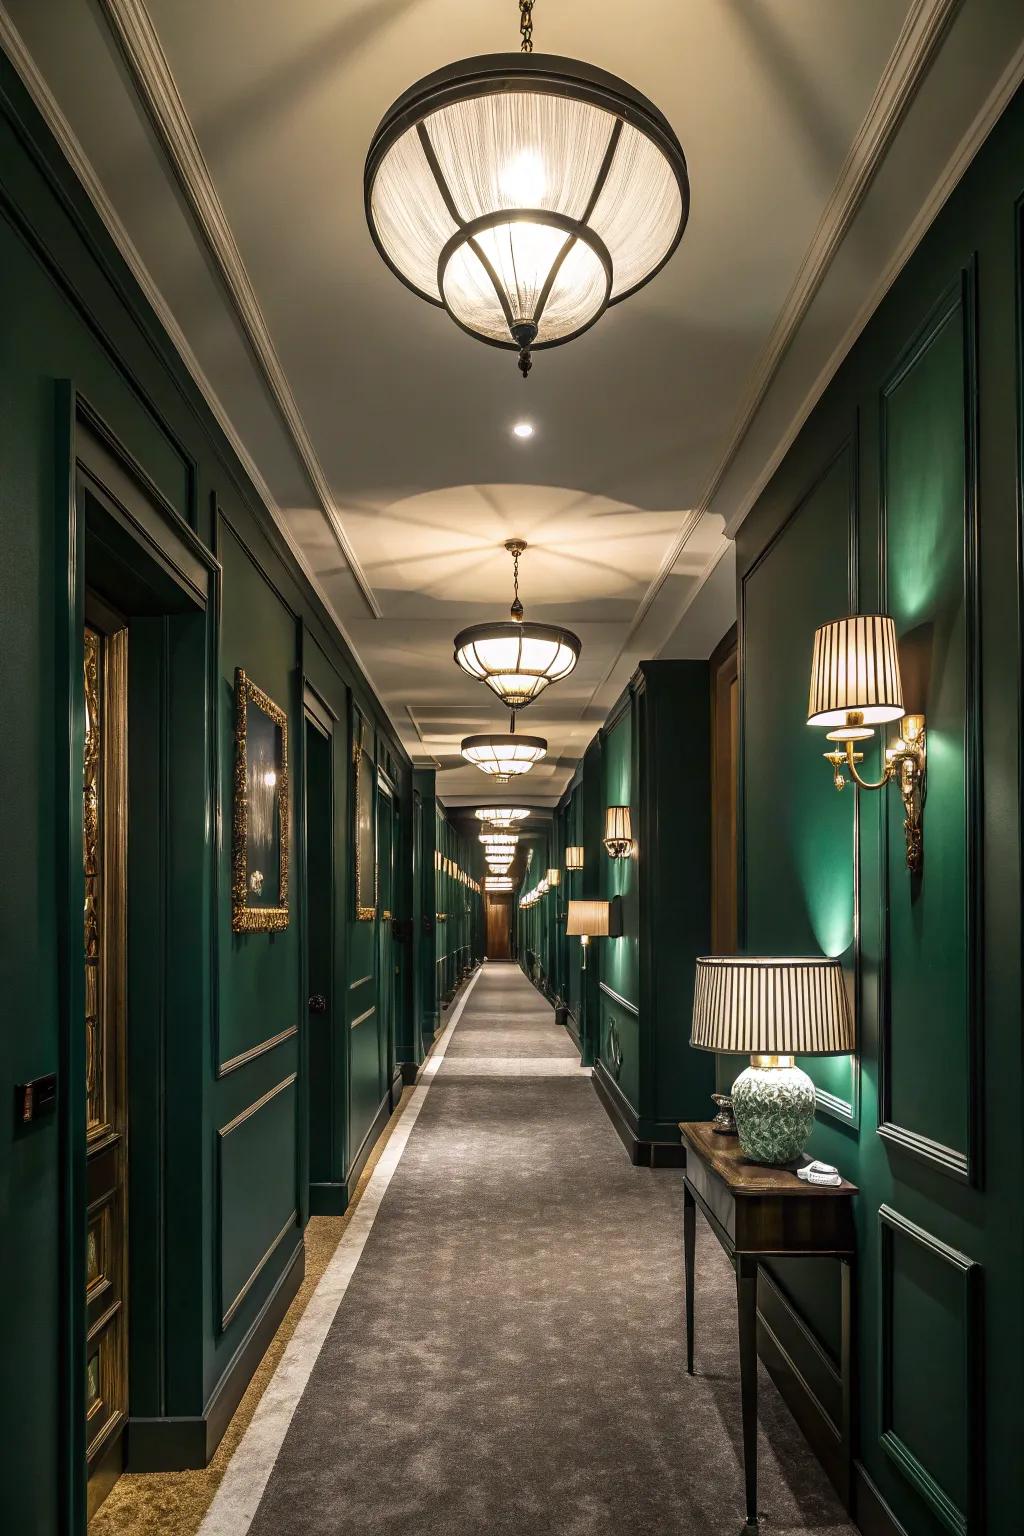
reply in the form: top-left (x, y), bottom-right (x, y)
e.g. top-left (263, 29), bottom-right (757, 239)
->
top-left (353, 709), bottom-right (377, 921)
top-left (232, 669), bottom-right (289, 932)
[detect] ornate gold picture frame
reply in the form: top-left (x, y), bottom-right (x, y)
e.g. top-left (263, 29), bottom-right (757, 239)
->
top-left (232, 669), bottom-right (289, 932)
top-left (353, 710), bottom-right (377, 921)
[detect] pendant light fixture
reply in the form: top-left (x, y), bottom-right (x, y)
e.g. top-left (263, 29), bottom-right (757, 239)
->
top-left (474, 806), bottom-right (530, 828)
top-left (461, 731), bottom-right (547, 782)
top-left (454, 541), bottom-right (580, 710)
top-left (364, 1), bottom-right (689, 379)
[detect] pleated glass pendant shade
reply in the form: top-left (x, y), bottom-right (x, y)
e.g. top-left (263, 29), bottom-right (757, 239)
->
top-left (474, 807), bottom-right (530, 826)
top-left (366, 55), bottom-right (689, 373)
top-left (461, 733), bottom-right (547, 778)
top-left (454, 621), bottom-right (579, 708)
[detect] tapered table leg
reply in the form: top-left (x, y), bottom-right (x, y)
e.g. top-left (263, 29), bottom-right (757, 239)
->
top-left (683, 1180), bottom-right (696, 1374)
top-left (736, 1255), bottom-right (759, 1531)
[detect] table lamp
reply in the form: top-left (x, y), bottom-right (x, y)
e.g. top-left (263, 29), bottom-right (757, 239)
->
top-left (690, 956), bottom-right (854, 1165)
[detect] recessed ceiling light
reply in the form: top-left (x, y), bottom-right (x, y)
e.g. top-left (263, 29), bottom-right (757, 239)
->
top-left (512, 421), bottom-right (534, 440)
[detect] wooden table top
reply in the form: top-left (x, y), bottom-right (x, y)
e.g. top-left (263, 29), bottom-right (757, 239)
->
top-left (679, 1122), bottom-right (858, 1197)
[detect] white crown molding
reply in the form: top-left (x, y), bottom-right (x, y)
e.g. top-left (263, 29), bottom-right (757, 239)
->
top-left (630, 0), bottom-right (961, 614)
top-left (0, 6), bottom-right (401, 733)
top-left (722, 31), bottom-right (1024, 537)
top-left (96, 0), bottom-right (382, 621)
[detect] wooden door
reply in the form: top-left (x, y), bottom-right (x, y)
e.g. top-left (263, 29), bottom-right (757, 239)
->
top-left (83, 613), bottom-right (129, 1518)
top-left (486, 896), bottom-right (512, 959)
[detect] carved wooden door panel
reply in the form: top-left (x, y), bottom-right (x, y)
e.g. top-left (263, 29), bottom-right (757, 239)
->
top-left (83, 616), bottom-right (129, 1517)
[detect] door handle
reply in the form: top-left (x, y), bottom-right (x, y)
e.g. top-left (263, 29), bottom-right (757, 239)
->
top-left (308, 994), bottom-right (328, 1014)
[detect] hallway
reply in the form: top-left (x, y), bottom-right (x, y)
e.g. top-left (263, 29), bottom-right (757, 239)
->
top-left (186, 963), bottom-right (852, 1536)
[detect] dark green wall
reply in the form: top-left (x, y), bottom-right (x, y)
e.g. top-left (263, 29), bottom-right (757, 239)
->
top-left (529, 663), bottom-right (715, 1158)
top-left (0, 49), bottom-right (421, 1533)
top-left (737, 84), bottom-right (1024, 1536)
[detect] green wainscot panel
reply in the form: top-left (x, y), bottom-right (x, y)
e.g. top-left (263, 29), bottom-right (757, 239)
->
top-left (218, 1076), bottom-right (298, 1329)
top-left (882, 291), bottom-right (973, 1169)
top-left (742, 446), bottom-right (859, 1123)
top-left (882, 1208), bottom-right (977, 1533)
top-left (218, 522), bottom-right (300, 1067)
top-left (599, 992), bottom-right (640, 1111)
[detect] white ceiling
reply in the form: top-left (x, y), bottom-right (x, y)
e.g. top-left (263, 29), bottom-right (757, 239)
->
top-left (5, 0), bottom-right (1023, 804)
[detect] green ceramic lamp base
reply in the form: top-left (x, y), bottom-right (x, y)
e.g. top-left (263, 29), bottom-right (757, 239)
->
top-left (731, 1056), bottom-right (816, 1166)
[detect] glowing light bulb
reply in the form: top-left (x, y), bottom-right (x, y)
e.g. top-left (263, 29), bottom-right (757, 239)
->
top-left (512, 422), bottom-right (534, 439)
top-left (499, 149), bottom-right (546, 204)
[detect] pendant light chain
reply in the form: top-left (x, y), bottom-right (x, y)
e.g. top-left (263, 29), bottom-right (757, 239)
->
top-left (519, 0), bottom-right (534, 52)
top-left (510, 545), bottom-right (523, 620)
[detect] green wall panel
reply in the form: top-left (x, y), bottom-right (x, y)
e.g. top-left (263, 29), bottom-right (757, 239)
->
top-left (880, 285), bottom-right (975, 1174)
top-left (880, 1207), bottom-right (978, 1534)
top-left (737, 85), bottom-right (1024, 1536)
top-left (742, 444), bottom-right (859, 1124)
top-left (218, 1076), bottom-right (299, 1330)
top-left (217, 520), bottom-right (300, 1069)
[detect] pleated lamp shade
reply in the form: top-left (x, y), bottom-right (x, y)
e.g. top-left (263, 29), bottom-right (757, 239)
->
top-left (565, 899), bottom-right (611, 938)
top-left (807, 615), bottom-right (904, 728)
top-left (564, 846), bottom-right (584, 871)
top-left (604, 806), bottom-right (632, 841)
top-left (691, 957), bottom-right (854, 1056)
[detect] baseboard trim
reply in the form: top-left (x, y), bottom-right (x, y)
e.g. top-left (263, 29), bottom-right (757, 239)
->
top-left (344, 1090), bottom-right (392, 1203)
top-left (309, 1180), bottom-right (348, 1216)
top-left (853, 1462), bottom-right (911, 1536)
top-left (128, 1236), bottom-right (305, 1470)
top-left (592, 1058), bottom-right (643, 1162)
top-left (591, 1061), bottom-right (688, 1167)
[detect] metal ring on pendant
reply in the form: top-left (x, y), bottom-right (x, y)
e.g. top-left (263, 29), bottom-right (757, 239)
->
top-left (437, 210), bottom-right (613, 353)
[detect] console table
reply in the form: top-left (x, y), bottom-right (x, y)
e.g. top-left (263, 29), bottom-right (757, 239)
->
top-left (678, 1121), bottom-right (857, 1533)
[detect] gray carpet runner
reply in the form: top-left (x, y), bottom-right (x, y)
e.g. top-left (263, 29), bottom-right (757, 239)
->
top-left (247, 961), bottom-right (855, 1535)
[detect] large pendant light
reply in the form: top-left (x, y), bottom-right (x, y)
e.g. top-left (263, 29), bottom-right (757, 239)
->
top-left (454, 541), bottom-right (580, 709)
top-left (461, 731), bottom-right (546, 782)
top-left (364, 1), bottom-right (689, 378)
top-left (474, 806), bottom-right (530, 827)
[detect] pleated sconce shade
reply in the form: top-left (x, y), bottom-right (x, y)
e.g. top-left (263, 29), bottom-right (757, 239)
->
top-left (564, 846), bottom-right (584, 870)
top-left (807, 615), bottom-right (904, 728)
top-left (604, 806), bottom-right (632, 842)
top-left (565, 899), bottom-right (612, 938)
top-left (691, 957), bottom-right (854, 1056)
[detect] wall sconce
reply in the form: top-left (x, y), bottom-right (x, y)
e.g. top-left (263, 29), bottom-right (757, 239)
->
top-left (565, 846), bottom-right (584, 871)
top-left (565, 898), bottom-right (622, 969)
top-left (603, 806), bottom-right (634, 858)
top-left (807, 614), bottom-right (926, 872)
top-left (546, 868), bottom-right (560, 886)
